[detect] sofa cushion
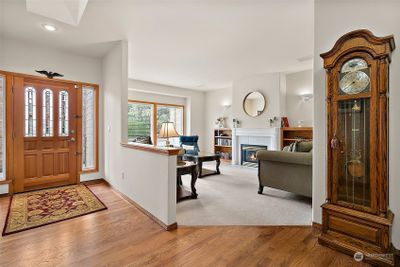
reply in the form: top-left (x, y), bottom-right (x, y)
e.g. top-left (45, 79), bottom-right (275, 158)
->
top-left (296, 141), bottom-right (313, 152)
top-left (256, 150), bottom-right (312, 165)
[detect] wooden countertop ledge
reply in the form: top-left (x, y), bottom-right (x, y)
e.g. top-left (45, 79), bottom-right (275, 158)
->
top-left (121, 142), bottom-right (181, 156)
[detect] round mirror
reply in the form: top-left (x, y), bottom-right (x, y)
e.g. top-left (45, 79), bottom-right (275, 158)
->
top-left (243, 91), bottom-right (266, 117)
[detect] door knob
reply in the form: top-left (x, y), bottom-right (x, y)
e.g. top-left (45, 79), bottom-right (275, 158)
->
top-left (68, 137), bottom-right (76, 142)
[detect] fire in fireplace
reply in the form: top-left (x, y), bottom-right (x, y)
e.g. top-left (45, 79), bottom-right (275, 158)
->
top-left (241, 144), bottom-right (268, 167)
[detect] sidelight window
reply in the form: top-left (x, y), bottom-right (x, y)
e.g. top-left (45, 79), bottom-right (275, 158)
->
top-left (82, 86), bottom-right (96, 171)
top-left (59, 90), bottom-right (69, 136)
top-left (25, 87), bottom-right (37, 137)
top-left (42, 89), bottom-right (54, 137)
top-left (0, 75), bottom-right (4, 180)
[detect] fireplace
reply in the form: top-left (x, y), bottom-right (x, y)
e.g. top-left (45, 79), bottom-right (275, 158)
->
top-left (241, 144), bottom-right (267, 167)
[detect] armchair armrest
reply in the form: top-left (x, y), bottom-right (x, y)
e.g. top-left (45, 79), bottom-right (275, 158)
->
top-left (256, 150), bottom-right (312, 166)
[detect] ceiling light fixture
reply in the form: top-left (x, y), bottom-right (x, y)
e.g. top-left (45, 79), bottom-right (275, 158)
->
top-left (42, 24), bottom-right (57, 32)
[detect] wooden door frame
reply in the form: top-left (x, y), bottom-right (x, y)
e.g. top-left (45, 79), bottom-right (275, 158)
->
top-left (0, 70), bottom-right (99, 194)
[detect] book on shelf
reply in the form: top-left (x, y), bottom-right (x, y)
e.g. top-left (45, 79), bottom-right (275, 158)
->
top-left (216, 138), bottom-right (232, 147)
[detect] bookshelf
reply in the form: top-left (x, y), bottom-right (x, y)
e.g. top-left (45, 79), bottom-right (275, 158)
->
top-left (280, 127), bottom-right (313, 150)
top-left (214, 128), bottom-right (232, 162)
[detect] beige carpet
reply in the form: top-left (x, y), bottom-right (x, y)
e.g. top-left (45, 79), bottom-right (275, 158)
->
top-left (177, 162), bottom-right (312, 226)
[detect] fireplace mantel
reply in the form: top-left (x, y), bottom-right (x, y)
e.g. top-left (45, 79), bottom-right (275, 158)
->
top-left (231, 128), bottom-right (280, 165)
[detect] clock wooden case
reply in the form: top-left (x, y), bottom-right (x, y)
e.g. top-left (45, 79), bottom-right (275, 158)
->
top-left (318, 29), bottom-right (395, 266)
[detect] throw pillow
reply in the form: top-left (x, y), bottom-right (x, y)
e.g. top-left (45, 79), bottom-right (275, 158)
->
top-left (182, 144), bottom-right (195, 151)
top-left (296, 141), bottom-right (313, 152)
top-left (289, 142), bottom-right (297, 152)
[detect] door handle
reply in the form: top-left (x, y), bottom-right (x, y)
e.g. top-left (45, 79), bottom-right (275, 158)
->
top-left (68, 137), bottom-right (76, 142)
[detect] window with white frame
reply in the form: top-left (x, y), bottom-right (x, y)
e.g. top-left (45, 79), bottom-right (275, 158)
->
top-left (0, 75), bottom-right (4, 180)
top-left (82, 86), bottom-right (96, 171)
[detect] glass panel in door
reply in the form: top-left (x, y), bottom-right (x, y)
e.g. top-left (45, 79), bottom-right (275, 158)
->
top-left (336, 99), bottom-right (370, 207)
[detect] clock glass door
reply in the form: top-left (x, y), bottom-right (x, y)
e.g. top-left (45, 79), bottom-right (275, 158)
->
top-left (332, 56), bottom-right (376, 212)
top-left (336, 99), bottom-right (371, 207)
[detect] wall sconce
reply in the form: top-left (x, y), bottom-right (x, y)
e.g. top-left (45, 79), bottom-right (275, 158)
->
top-left (222, 103), bottom-right (231, 116)
top-left (299, 93), bottom-right (313, 102)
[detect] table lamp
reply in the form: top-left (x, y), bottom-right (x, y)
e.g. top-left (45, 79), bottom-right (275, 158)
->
top-left (159, 122), bottom-right (179, 147)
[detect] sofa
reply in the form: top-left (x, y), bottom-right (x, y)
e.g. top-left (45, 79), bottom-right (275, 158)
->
top-left (256, 141), bottom-right (312, 198)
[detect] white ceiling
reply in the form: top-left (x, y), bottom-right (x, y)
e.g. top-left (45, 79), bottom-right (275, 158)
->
top-left (26, 0), bottom-right (89, 26)
top-left (0, 0), bottom-right (313, 90)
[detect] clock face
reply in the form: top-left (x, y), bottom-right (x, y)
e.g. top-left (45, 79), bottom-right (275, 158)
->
top-left (341, 58), bottom-right (368, 73)
top-left (339, 58), bottom-right (370, 95)
top-left (339, 71), bottom-right (370, 95)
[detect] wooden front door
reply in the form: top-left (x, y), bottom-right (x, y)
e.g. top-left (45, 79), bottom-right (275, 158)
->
top-left (12, 76), bottom-right (78, 193)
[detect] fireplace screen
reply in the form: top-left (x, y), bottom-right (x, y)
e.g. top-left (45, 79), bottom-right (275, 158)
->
top-left (241, 144), bottom-right (267, 167)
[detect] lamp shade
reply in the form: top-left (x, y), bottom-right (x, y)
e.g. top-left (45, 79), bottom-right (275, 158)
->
top-left (159, 122), bottom-right (180, 138)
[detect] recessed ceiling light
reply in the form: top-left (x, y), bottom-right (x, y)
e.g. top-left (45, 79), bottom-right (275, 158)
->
top-left (42, 24), bottom-right (57, 32)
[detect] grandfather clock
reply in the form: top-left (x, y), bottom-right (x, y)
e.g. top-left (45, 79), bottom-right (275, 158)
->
top-left (318, 29), bottom-right (395, 266)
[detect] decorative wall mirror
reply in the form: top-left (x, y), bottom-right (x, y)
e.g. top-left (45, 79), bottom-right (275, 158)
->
top-left (243, 91), bottom-right (266, 117)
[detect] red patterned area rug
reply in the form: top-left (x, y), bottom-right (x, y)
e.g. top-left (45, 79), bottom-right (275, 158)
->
top-left (2, 184), bottom-right (107, 236)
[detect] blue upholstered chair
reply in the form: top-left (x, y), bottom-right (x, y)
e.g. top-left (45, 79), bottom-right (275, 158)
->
top-left (179, 135), bottom-right (200, 155)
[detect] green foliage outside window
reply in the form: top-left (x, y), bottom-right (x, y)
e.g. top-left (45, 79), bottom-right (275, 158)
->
top-left (128, 103), bottom-right (151, 139)
top-left (127, 102), bottom-right (184, 145)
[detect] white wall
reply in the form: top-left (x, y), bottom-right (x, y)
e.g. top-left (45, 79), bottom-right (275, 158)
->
top-left (128, 90), bottom-right (186, 106)
top-left (0, 37), bottom-right (104, 184)
top-left (285, 69), bottom-right (313, 127)
top-left (104, 43), bottom-right (177, 226)
top-left (204, 87), bottom-right (233, 153)
top-left (314, 0), bottom-right (400, 248)
top-left (232, 73), bottom-right (285, 129)
top-left (121, 148), bottom-right (177, 225)
top-left (203, 71), bottom-right (312, 152)
top-left (103, 42), bottom-right (125, 188)
top-left (0, 37), bottom-right (101, 84)
top-left (128, 79), bottom-right (206, 151)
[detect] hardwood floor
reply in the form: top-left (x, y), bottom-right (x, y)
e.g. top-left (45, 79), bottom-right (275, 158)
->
top-left (0, 182), bottom-right (369, 267)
